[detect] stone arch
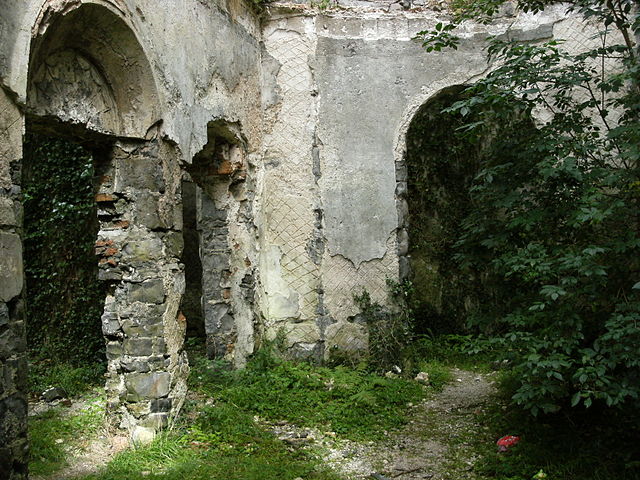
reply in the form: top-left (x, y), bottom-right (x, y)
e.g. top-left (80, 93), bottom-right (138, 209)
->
top-left (396, 84), bottom-right (483, 335)
top-left (27, 0), bottom-right (161, 138)
top-left (20, 0), bottom-right (188, 445)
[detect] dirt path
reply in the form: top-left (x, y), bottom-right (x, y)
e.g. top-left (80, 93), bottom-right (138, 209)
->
top-left (29, 399), bottom-right (129, 480)
top-left (34, 368), bottom-right (496, 480)
top-left (370, 368), bottom-right (496, 480)
top-left (269, 368), bottom-right (498, 480)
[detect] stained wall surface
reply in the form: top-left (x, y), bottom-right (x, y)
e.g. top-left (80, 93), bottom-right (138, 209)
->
top-left (259, 2), bottom-right (569, 360)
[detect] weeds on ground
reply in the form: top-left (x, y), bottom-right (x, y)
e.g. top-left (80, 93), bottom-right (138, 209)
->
top-left (29, 359), bottom-right (105, 398)
top-left (29, 395), bottom-right (103, 476)
top-left (80, 350), bottom-right (352, 480)
top-left (189, 347), bottom-right (427, 440)
top-left (82, 408), bottom-right (342, 480)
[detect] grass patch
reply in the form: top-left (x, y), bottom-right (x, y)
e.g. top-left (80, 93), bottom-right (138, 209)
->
top-left (413, 360), bottom-right (453, 392)
top-left (407, 334), bottom-right (495, 372)
top-left (190, 347), bottom-right (427, 439)
top-left (29, 359), bottom-right (105, 398)
top-left (29, 395), bottom-right (103, 476)
top-left (78, 346), bottom-right (436, 480)
top-left (81, 402), bottom-right (342, 480)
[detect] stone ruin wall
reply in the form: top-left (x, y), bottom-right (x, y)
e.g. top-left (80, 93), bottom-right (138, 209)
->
top-left (0, 0), bottom-right (591, 477)
top-left (258, 0), bottom-right (570, 361)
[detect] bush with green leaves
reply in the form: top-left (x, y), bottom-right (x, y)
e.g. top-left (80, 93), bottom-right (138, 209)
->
top-left (353, 282), bottom-right (412, 373)
top-left (418, 0), bottom-right (640, 414)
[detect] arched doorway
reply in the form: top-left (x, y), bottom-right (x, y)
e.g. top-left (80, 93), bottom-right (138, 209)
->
top-left (23, 1), bottom-right (187, 443)
top-left (400, 86), bottom-right (484, 335)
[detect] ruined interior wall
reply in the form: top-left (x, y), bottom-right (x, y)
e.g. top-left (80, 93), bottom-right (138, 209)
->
top-left (260, 2), bottom-right (569, 360)
top-left (0, 87), bottom-right (28, 480)
top-left (0, 1), bottom-right (264, 470)
top-left (188, 132), bottom-right (258, 369)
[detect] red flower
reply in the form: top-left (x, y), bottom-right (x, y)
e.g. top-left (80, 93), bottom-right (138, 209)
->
top-left (496, 435), bottom-right (520, 452)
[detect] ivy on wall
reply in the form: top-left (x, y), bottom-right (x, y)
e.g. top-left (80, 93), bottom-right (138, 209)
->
top-left (23, 132), bottom-right (107, 365)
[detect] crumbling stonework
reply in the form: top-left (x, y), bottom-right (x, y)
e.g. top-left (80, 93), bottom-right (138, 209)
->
top-left (0, 0), bottom-right (582, 477)
top-left (187, 122), bottom-right (258, 368)
top-left (0, 87), bottom-right (28, 480)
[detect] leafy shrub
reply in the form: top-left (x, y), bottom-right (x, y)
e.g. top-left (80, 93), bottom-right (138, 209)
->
top-left (418, 0), bottom-right (640, 414)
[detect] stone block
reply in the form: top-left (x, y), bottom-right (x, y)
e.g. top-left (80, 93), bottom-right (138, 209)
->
top-left (131, 425), bottom-right (156, 445)
top-left (396, 198), bottom-right (409, 228)
top-left (150, 397), bottom-right (172, 413)
top-left (397, 228), bottom-right (409, 256)
top-left (199, 194), bottom-right (227, 222)
top-left (120, 358), bottom-right (150, 373)
top-left (0, 232), bottom-right (23, 302)
top-left (101, 312), bottom-right (121, 337)
top-left (204, 303), bottom-right (231, 333)
top-left (125, 372), bottom-right (171, 401)
top-left (399, 255), bottom-right (411, 280)
top-left (395, 181), bottom-right (407, 197)
top-left (0, 327), bottom-right (27, 360)
top-left (0, 302), bottom-right (8, 328)
top-left (2, 358), bottom-right (28, 395)
top-left (0, 197), bottom-right (16, 226)
top-left (122, 236), bottom-right (165, 264)
top-left (202, 251), bottom-right (230, 272)
top-left (162, 231), bottom-right (184, 258)
top-left (114, 156), bottom-right (164, 193)
top-left (123, 337), bottom-right (153, 356)
top-left (106, 341), bottom-right (123, 359)
top-left (132, 191), bottom-right (162, 230)
top-left (128, 279), bottom-right (165, 304)
top-left (153, 338), bottom-right (167, 355)
top-left (140, 412), bottom-right (169, 429)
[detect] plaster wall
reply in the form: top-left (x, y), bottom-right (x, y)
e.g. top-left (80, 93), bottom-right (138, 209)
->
top-left (259, 2), bottom-right (568, 360)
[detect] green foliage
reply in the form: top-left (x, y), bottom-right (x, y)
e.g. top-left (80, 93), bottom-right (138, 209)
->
top-left (418, 0), bottom-right (640, 415)
top-left (189, 347), bottom-right (425, 440)
top-left (23, 133), bottom-right (107, 365)
top-left (29, 360), bottom-right (105, 397)
top-left (29, 398), bottom-right (103, 476)
top-left (353, 281), bottom-right (412, 372)
top-left (473, 380), bottom-right (640, 479)
top-left (405, 87), bottom-right (509, 335)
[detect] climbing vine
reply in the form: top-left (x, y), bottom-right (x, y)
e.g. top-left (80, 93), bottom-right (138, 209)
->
top-left (23, 133), bottom-right (107, 365)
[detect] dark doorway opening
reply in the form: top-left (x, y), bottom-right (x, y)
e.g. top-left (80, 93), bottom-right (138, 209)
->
top-left (23, 125), bottom-right (109, 394)
top-left (180, 176), bottom-right (205, 341)
top-left (404, 86), bottom-right (483, 335)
